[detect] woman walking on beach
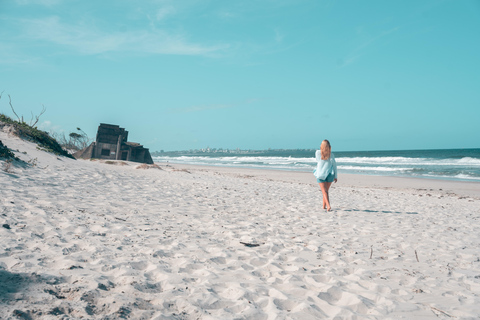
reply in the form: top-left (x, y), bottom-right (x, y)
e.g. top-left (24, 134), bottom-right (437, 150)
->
top-left (314, 140), bottom-right (338, 211)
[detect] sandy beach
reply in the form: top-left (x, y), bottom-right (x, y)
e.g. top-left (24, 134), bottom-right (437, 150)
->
top-left (1, 131), bottom-right (480, 319)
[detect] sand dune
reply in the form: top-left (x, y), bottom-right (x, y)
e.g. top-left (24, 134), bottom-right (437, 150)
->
top-left (1, 130), bottom-right (480, 319)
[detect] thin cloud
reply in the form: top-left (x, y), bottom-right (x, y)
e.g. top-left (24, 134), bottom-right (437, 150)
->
top-left (218, 11), bottom-right (236, 20)
top-left (17, 16), bottom-right (228, 56)
top-left (0, 42), bottom-right (42, 65)
top-left (155, 5), bottom-right (176, 21)
top-left (274, 28), bottom-right (284, 43)
top-left (339, 26), bottom-right (400, 67)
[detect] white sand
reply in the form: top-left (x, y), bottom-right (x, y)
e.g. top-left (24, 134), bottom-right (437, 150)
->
top-left (1, 130), bottom-right (480, 319)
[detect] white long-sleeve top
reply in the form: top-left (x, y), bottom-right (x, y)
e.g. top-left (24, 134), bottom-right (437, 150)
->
top-left (313, 150), bottom-right (337, 180)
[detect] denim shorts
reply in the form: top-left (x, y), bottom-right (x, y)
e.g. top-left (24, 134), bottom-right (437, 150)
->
top-left (317, 173), bottom-right (334, 183)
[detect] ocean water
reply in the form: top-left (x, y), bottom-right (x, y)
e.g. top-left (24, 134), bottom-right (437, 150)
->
top-left (153, 148), bottom-right (480, 182)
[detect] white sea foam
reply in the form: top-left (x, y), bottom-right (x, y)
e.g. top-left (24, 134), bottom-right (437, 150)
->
top-left (338, 166), bottom-right (412, 172)
top-left (156, 155), bottom-right (480, 166)
top-left (336, 156), bottom-right (480, 167)
top-left (457, 157), bottom-right (480, 165)
top-left (422, 173), bottom-right (480, 181)
top-left (154, 156), bottom-right (317, 169)
top-left (153, 154), bottom-right (480, 181)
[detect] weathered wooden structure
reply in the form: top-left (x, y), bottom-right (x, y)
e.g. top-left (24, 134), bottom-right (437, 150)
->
top-left (74, 123), bottom-right (154, 164)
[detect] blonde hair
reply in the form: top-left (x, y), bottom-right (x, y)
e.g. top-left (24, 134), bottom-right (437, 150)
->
top-left (320, 140), bottom-right (331, 160)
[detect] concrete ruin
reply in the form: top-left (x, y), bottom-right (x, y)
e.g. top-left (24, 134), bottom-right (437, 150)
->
top-left (74, 123), bottom-right (154, 164)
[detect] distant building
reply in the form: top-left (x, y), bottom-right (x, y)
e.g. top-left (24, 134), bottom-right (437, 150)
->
top-left (73, 123), bottom-right (154, 164)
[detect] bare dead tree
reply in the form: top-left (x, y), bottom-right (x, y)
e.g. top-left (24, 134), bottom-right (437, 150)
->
top-left (5, 94), bottom-right (46, 127)
top-left (8, 95), bottom-right (22, 123)
top-left (30, 105), bottom-right (46, 127)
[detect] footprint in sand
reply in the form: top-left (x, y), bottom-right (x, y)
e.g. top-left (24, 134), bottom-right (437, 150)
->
top-left (273, 298), bottom-right (299, 311)
top-left (318, 286), bottom-right (343, 304)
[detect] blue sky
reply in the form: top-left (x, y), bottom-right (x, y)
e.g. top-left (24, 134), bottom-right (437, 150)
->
top-left (1, 0), bottom-right (479, 152)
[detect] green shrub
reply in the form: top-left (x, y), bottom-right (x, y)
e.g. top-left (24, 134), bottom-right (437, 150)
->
top-left (0, 113), bottom-right (74, 159)
top-left (0, 139), bottom-right (17, 160)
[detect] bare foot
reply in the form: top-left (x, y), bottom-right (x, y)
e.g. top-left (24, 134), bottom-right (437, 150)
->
top-left (327, 207), bottom-right (331, 211)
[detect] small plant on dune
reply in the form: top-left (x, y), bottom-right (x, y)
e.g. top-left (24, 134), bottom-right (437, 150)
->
top-left (136, 163), bottom-right (162, 170)
top-left (102, 160), bottom-right (129, 166)
top-left (27, 157), bottom-right (38, 167)
top-left (2, 159), bottom-right (14, 173)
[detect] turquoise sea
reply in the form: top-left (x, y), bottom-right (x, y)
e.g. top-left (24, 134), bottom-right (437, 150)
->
top-left (153, 148), bottom-right (480, 182)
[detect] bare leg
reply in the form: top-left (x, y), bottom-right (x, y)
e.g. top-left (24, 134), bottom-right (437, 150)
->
top-left (322, 188), bottom-right (326, 209)
top-left (325, 182), bottom-right (333, 210)
top-left (319, 182), bottom-right (333, 211)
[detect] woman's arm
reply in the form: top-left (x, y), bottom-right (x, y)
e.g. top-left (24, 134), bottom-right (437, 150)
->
top-left (332, 154), bottom-right (338, 182)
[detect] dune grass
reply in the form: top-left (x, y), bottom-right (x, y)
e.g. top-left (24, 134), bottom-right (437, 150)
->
top-left (0, 113), bottom-right (74, 159)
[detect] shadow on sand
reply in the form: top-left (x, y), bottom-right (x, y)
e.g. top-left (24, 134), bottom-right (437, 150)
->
top-left (0, 269), bottom-right (34, 300)
top-left (0, 269), bottom-right (65, 319)
top-left (343, 209), bottom-right (419, 215)
top-left (0, 269), bottom-right (37, 319)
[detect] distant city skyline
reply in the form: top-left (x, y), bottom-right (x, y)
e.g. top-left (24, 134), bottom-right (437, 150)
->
top-left (153, 146), bottom-right (480, 156)
top-left (1, 0), bottom-right (479, 152)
